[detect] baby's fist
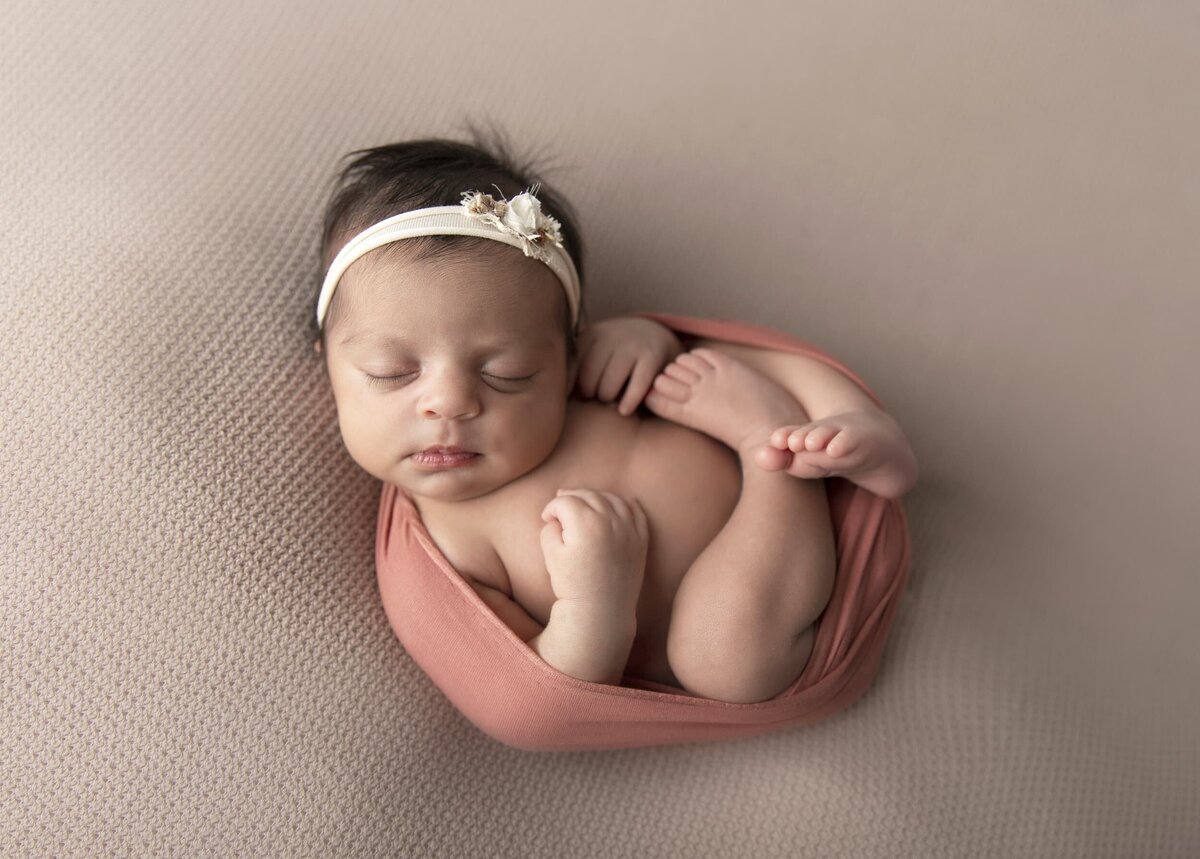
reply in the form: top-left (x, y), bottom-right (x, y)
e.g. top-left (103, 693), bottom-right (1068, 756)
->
top-left (539, 488), bottom-right (649, 607)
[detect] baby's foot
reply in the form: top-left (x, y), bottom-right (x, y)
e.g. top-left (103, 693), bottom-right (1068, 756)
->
top-left (762, 410), bottom-right (918, 499)
top-left (642, 348), bottom-right (809, 461)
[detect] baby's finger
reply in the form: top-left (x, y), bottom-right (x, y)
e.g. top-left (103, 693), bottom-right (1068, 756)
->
top-left (554, 488), bottom-right (608, 517)
top-left (541, 497), bottom-right (564, 522)
top-left (586, 489), bottom-right (639, 525)
top-left (630, 498), bottom-right (648, 539)
top-left (538, 511), bottom-right (564, 546)
top-left (596, 352), bottom-right (637, 403)
top-left (596, 490), bottom-right (634, 520)
top-left (542, 493), bottom-right (585, 525)
top-left (542, 497), bottom-right (598, 539)
top-left (558, 488), bottom-right (637, 526)
top-left (616, 356), bottom-right (658, 417)
top-left (575, 347), bottom-right (611, 400)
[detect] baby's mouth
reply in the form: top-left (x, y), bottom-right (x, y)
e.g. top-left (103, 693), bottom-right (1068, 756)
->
top-left (410, 448), bottom-right (481, 467)
top-left (417, 445), bottom-right (477, 456)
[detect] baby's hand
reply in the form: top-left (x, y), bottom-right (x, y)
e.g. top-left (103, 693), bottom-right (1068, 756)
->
top-left (539, 488), bottom-right (649, 610)
top-left (574, 317), bottom-right (685, 416)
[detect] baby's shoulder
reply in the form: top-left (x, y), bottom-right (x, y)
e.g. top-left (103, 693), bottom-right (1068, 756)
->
top-left (415, 493), bottom-right (511, 593)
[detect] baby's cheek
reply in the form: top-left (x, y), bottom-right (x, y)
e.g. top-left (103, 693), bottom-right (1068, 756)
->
top-left (529, 402), bottom-right (568, 446)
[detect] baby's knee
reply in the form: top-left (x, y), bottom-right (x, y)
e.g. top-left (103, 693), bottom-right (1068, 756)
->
top-left (668, 624), bottom-right (815, 704)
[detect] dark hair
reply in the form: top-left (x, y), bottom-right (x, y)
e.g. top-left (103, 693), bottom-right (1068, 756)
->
top-left (312, 121), bottom-right (587, 364)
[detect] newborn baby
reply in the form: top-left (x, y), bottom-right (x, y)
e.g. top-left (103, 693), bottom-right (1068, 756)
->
top-left (313, 136), bottom-right (918, 704)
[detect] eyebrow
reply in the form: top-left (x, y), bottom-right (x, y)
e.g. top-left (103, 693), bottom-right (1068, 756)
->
top-left (338, 332), bottom-right (399, 348)
top-left (339, 332), bottom-right (556, 350)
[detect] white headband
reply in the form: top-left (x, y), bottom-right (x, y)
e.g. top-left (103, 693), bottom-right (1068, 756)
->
top-left (316, 186), bottom-right (581, 332)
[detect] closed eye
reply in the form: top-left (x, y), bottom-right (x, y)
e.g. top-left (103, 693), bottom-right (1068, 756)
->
top-left (365, 372), bottom-right (415, 387)
top-left (364, 372), bottom-right (536, 388)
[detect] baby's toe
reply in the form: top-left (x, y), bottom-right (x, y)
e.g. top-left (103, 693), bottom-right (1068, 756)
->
top-left (650, 373), bottom-right (691, 401)
top-left (771, 424), bottom-right (805, 449)
top-left (787, 426), bottom-right (813, 452)
top-left (687, 347), bottom-right (724, 369)
top-left (662, 361), bottom-right (700, 384)
top-left (825, 429), bottom-right (861, 458)
top-left (754, 443), bottom-right (792, 472)
top-left (802, 425), bottom-right (840, 451)
top-left (675, 350), bottom-right (716, 374)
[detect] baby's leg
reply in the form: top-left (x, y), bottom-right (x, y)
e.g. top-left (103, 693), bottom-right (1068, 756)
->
top-left (682, 337), bottom-right (919, 499)
top-left (643, 349), bottom-right (836, 704)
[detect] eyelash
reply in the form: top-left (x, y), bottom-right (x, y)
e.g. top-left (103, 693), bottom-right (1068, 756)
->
top-left (365, 372), bottom-right (535, 388)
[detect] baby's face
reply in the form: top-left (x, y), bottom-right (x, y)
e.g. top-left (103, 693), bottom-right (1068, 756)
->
top-left (321, 245), bottom-right (578, 503)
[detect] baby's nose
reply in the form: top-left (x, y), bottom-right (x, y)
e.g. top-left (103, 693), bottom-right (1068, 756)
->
top-left (419, 377), bottom-right (480, 420)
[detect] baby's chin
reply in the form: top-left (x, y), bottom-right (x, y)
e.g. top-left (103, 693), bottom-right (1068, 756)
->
top-left (404, 481), bottom-right (492, 505)
top-left (396, 456), bottom-right (529, 504)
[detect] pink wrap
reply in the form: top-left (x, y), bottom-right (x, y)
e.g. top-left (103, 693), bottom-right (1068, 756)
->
top-left (375, 312), bottom-right (912, 751)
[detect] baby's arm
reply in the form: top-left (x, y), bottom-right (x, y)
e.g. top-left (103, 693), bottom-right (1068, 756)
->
top-left (470, 578), bottom-right (638, 686)
top-left (528, 600), bottom-right (638, 686)
top-left (532, 488), bottom-right (648, 686)
top-left (471, 579), bottom-right (634, 685)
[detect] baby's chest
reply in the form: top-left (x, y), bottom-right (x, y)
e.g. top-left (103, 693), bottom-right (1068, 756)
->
top-left (490, 410), bottom-right (743, 636)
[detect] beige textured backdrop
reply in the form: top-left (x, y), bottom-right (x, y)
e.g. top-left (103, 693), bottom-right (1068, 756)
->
top-left (3, 1), bottom-right (1198, 856)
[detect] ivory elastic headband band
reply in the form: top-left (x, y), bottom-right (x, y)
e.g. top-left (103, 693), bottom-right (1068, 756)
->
top-left (316, 186), bottom-right (581, 332)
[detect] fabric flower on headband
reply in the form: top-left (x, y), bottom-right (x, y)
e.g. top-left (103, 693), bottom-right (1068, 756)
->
top-left (460, 184), bottom-right (565, 264)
